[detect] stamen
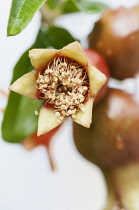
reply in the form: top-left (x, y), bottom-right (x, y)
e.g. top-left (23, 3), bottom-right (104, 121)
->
top-left (36, 56), bottom-right (89, 122)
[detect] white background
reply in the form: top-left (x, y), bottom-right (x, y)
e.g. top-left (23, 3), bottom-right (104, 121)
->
top-left (0, 0), bottom-right (139, 210)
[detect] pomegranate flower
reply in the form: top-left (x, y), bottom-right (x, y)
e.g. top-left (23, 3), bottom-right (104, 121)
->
top-left (9, 41), bottom-right (107, 136)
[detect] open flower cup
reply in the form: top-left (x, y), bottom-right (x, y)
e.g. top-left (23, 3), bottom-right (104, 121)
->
top-left (9, 41), bottom-right (107, 136)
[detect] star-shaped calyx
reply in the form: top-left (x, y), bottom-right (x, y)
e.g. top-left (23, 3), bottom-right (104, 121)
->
top-left (9, 41), bottom-right (107, 136)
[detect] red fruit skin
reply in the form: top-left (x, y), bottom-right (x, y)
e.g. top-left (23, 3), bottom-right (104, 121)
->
top-left (88, 6), bottom-right (139, 80)
top-left (73, 88), bottom-right (139, 169)
top-left (84, 48), bottom-right (110, 104)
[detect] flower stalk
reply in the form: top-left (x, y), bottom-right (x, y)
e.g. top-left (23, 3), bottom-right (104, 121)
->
top-left (40, 3), bottom-right (61, 25)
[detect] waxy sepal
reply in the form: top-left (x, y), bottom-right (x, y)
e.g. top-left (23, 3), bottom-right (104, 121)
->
top-left (9, 41), bottom-right (107, 135)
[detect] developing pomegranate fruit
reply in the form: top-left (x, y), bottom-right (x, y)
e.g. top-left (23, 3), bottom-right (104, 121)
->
top-left (73, 88), bottom-right (139, 209)
top-left (88, 5), bottom-right (139, 80)
top-left (9, 41), bottom-right (107, 136)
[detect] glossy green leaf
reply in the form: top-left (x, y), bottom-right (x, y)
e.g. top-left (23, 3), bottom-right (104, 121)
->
top-left (40, 25), bottom-right (79, 49)
top-left (7, 0), bottom-right (46, 36)
top-left (2, 25), bottom-right (77, 143)
top-left (78, 1), bottom-right (108, 13)
top-left (2, 31), bottom-right (44, 143)
top-left (46, 0), bottom-right (59, 9)
top-left (60, 0), bottom-right (80, 13)
top-left (60, 0), bottom-right (108, 14)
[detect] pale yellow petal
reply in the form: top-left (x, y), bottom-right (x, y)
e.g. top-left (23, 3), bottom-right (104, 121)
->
top-left (88, 65), bottom-right (107, 96)
top-left (74, 97), bottom-right (94, 128)
top-left (29, 49), bottom-right (57, 69)
top-left (9, 70), bottom-right (38, 99)
top-left (60, 41), bottom-right (88, 66)
top-left (37, 106), bottom-right (64, 136)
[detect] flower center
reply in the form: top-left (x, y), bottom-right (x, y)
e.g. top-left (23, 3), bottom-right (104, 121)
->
top-left (36, 56), bottom-right (89, 122)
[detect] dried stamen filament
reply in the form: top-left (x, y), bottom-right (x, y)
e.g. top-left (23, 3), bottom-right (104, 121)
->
top-left (36, 56), bottom-right (89, 122)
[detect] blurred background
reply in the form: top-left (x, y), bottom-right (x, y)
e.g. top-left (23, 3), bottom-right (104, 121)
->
top-left (0, 0), bottom-right (139, 210)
